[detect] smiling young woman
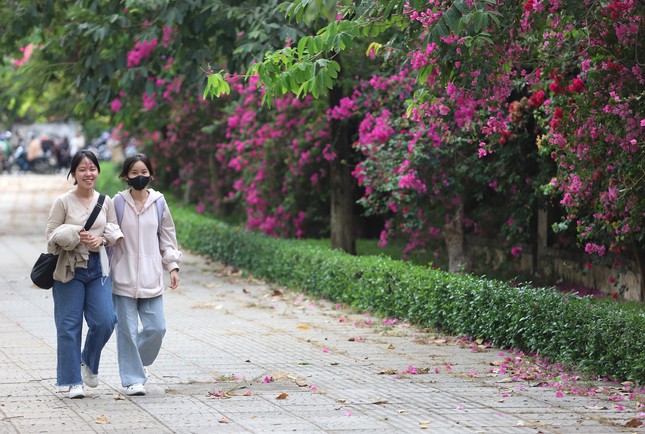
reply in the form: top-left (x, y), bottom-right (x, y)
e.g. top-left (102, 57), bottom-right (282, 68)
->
top-left (45, 150), bottom-right (124, 399)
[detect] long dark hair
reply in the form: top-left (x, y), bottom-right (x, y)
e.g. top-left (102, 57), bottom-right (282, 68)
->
top-left (67, 150), bottom-right (101, 185)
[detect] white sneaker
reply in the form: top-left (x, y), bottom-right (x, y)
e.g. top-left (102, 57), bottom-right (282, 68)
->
top-left (81, 363), bottom-right (98, 388)
top-left (68, 384), bottom-right (85, 399)
top-left (125, 383), bottom-right (146, 396)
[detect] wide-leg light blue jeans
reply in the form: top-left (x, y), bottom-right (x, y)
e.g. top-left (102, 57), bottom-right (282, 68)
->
top-left (52, 252), bottom-right (117, 387)
top-left (113, 294), bottom-right (166, 387)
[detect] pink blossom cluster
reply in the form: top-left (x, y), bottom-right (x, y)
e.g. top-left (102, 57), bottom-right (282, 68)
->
top-left (127, 38), bottom-right (158, 68)
top-left (13, 44), bottom-right (34, 67)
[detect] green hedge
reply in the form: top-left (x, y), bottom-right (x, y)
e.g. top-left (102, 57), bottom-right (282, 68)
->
top-left (172, 205), bottom-right (645, 384)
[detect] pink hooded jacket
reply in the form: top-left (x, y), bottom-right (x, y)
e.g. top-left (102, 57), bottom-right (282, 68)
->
top-left (110, 189), bottom-right (182, 299)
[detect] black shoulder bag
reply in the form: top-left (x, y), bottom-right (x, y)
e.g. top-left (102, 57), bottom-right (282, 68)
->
top-left (30, 194), bottom-right (106, 289)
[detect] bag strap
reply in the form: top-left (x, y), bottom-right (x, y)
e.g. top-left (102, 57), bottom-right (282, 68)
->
top-left (114, 193), bottom-right (124, 225)
top-left (154, 197), bottom-right (165, 234)
top-left (84, 194), bottom-right (106, 231)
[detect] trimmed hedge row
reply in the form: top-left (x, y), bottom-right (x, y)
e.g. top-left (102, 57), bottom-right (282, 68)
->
top-left (173, 207), bottom-right (645, 384)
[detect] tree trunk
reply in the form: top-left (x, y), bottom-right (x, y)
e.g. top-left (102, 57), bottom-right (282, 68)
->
top-left (328, 56), bottom-right (356, 255)
top-left (443, 206), bottom-right (469, 273)
top-left (329, 157), bottom-right (356, 254)
top-left (208, 152), bottom-right (221, 210)
top-left (632, 241), bottom-right (645, 302)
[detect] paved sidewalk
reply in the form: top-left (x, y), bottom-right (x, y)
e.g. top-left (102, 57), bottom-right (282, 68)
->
top-left (0, 173), bottom-right (643, 434)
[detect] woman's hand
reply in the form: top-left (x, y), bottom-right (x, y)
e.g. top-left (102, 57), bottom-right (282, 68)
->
top-left (169, 269), bottom-right (180, 290)
top-left (79, 230), bottom-right (104, 249)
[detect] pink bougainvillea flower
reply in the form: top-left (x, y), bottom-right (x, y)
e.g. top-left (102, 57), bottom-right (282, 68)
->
top-left (14, 44), bottom-right (34, 66)
top-left (262, 376), bottom-right (273, 383)
top-left (127, 38), bottom-right (158, 68)
top-left (142, 92), bottom-right (157, 111)
top-left (528, 89), bottom-right (545, 107)
top-left (110, 98), bottom-right (123, 113)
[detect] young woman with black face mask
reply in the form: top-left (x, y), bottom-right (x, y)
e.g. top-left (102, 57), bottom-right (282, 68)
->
top-left (110, 153), bottom-right (182, 396)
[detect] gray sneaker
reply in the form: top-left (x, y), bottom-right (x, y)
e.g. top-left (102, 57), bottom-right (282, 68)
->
top-left (81, 363), bottom-right (98, 388)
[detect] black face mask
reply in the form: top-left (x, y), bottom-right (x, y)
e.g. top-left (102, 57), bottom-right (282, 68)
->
top-left (127, 175), bottom-right (150, 191)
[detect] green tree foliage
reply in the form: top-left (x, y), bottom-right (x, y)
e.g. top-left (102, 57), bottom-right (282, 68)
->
top-left (0, 0), bottom-right (301, 126)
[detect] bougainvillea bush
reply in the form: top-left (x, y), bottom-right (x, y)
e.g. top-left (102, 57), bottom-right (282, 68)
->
top-left (528, 0), bottom-right (645, 267)
top-left (336, 66), bottom-right (548, 264)
top-left (101, 14), bottom-right (333, 239)
top-left (114, 72), bottom-right (333, 239)
top-left (205, 75), bottom-right (332, 238)
top-left (322, 0), bottom-right (643, 279)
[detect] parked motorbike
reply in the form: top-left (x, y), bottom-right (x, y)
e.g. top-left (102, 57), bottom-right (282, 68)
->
top-left (7, 145), bottom-right (58, 174)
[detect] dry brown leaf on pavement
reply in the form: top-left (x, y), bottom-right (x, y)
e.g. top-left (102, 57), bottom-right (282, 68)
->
top-left (276, 392), bottom-right (288, 400)
top-left (625, 418), bottom-right (643, 428)
top-left (95, 415), bottom-right (109, 424)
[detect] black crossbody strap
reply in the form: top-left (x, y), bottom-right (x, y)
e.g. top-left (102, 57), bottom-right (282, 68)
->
top-left (84, 194), bottom-right (106, 231)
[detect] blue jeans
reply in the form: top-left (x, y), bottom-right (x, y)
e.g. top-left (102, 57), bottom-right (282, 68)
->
top-left (52, 252), bottom-right (117, 387)
top-left (113, 294), bottom-right (166, 387)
